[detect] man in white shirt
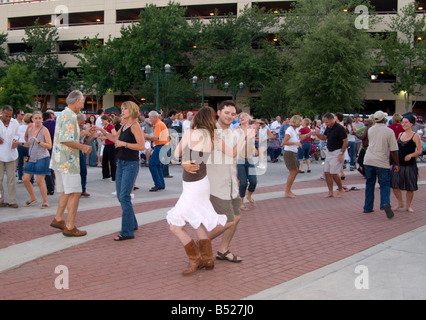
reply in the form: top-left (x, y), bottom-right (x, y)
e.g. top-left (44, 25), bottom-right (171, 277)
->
top-left (363, 110), bottom-right (399, 219)
top-left (182, 112), bottom-right (193, 133)
top-left (0, 105), bottom-right (20, 208)
top-left (270, 115), bottom-right (282, 134)
top-left (95, 109), bottom-right (104, 166)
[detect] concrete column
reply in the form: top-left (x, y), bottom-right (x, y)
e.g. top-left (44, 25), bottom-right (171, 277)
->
top-left (103, 93), bottom-right (114, 109)
top-left (237, 1), bottom-right (251, 14)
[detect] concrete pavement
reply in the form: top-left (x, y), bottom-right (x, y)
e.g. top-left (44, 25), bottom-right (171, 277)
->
top-left (0, 158), bottom-right (425, 300)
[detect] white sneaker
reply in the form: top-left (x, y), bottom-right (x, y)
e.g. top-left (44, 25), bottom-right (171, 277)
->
top-left (257, 164), bottom-right (266, 169)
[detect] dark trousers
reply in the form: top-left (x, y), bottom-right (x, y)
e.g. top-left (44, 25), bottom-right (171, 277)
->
top-left (80, 151), bottom-right (87, 193)
top-left (44, 149), bottom-right (54, 193)
top-left (102, 144), bottom-right (116, 181)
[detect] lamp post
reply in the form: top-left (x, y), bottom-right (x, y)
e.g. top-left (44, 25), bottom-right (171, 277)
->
top-left (224, 81), bottom-right (244, 103)
top-left (143, 64), bottom-right (172, 112)
top-left (192, 75), bottom-right (215, 107)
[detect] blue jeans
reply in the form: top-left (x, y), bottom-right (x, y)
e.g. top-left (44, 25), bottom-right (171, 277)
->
top-left (297, 142), bottom-right (312, 161)
top-left (364, 165), bottom-right (391, 211)
top-left (116, 159), bottom-right (139, 237)
top-left (17, 144), bottom-right (29, 181)
top-left (347, 141), bottom-right (356, 168)
top-left (237, 160), bottom-right (257, 198)
top-left (87, 139), bottom-right (97, 166)
top-left (268, 147), bottom-right (281, 161)
top-left (149, 145), bottom-right (165, 188)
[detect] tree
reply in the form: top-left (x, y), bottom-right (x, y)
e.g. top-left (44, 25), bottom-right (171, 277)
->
top-left (110, 2), bottom-right (197, 101)
top-left (0, 63), bottom-right (37, 111)
top-left (139, 73), bottom-right (198, 113)
top-left (281, 0), bottom-right (377, 115)
top-left (0, 33), bottom-right (7, 80)
top-left (75, 2), bottom-right (198, 111)
top-left (74, 36), bottom-right (113, 111)
top-left (380, 2), bottom-right (426, 112)
top-left (16, 20), bottom-right (71, 109)
top-left (192, 6), bottom-right (283, 101)
top-left (248, 78), bottom-right (291, 119)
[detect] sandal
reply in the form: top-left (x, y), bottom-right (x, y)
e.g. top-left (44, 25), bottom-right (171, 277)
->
top-left (113, 234), bottom-right (134, 241)
top-left (240, 205), bottom-right (249, 211)
top-left (24, 199), bottom-right (37, 207)
top-left (40, 203), bottom-right (50, 209)
top-left (216, 250), bottom-right (242, 263)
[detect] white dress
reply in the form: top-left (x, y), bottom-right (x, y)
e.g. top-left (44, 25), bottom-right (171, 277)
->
top-left (166, 149), bottom-right (227, 231)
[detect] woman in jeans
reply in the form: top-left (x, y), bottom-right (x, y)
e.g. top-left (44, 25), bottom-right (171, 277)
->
top-left (97, 101), bottom-right (145, 241)
top-left (297, 118), bottom-right (313, 173)
top-left (22, 111), bottom-right (52, 209)
top-left (17, 113), bottom-right (32, 183)
top-left (236, 112), bottom-right (258, 211)
top-left (344, 117), bottom-right (356, 171)
top-left (85, 115), bottom-right (98, 167)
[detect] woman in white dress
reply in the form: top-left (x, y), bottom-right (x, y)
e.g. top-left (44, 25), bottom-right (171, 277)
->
top-left (167, 107), bottom-right (227, 275)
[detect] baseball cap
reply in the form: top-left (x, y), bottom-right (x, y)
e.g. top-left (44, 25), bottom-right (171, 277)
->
top-left (373, 110), bottom-right (387, 121)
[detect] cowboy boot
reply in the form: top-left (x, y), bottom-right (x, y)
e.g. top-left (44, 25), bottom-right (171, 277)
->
top-left (182, 240), bottom-right (204, 275)
top-left (198, 238), bottom-right (214, 270)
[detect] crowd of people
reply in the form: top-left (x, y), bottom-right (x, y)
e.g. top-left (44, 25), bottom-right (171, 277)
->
top-left (1, 89), bottom-right (425, 275)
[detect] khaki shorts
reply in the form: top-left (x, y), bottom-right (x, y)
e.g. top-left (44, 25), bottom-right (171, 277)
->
top-left (55, 172), bottom-right (82, 194)
top-left (210, 195), bottom-right (240, 222)
top-left (324, 149), bottom-right (343, 175)
top-left (284, 151), bottom-right (298, 171)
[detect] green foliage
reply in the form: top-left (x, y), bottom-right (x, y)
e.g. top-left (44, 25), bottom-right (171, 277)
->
top-left (192, 5), bottom-right (283, 92)
top-left (281, 0), bottom-right (377, 115)
top-left (138, 73), bottom-right (198, 113)
top-left (0, 33), bottom-right (8, 80)
top-left (75, 35), bottom-right (113, 100)
top-left (0, 63), bottom-right (37, 110)
top-left (248, 78), bottom-right (290, 119)
top-left (16, 20), bottom-right (71, 103)
top-left (75, 2), bottom-right (197, 110)
top-left (110, 2), bottom-right (196, 97)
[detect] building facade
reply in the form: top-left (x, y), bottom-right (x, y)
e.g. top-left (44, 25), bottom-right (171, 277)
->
top-left (1, 0), bottom-right (425, 116)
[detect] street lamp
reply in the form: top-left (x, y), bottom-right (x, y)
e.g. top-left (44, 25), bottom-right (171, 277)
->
top-left (224, 81), bottom-right (244, 103)
top-left (142, 64), bottom-right (172, 112)
top-left (192, 75), bottom-right (215, 107)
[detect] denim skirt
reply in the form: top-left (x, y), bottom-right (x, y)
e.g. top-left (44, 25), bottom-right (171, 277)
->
top-left (24, 156), bottom-right (51, 176)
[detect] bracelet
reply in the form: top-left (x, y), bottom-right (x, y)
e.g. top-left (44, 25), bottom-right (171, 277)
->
top-left (126, 143), bottom-right (128, 148)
